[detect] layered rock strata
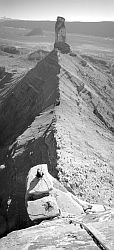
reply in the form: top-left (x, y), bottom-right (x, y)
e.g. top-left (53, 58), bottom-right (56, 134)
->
top-left (0, 49), bottom-right (114, 238)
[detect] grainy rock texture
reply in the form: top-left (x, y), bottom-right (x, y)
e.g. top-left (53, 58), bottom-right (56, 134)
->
top-left (55, 52), bottom-right (114, 205)
top-left (0, 213), bottom-right (114, 250)
top-left (0, 49), bottom-right (114, 244)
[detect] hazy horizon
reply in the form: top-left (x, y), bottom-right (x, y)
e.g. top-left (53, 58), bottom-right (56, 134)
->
top-left (0, 0), bottom-right (114, 22)
top-left (1, 17), bottom-right (114, 23)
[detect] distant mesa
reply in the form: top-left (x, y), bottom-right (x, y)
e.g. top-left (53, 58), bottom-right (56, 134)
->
top-left (0, 18), bottom-right (114, 38)
top-left (0, 45), bottom-right (19, 54)
top-left (26, 27), bottom-right (43, 36)
top-left (28, 49), bottom-right (49, 61)
top-left (54, 16), bottom-right (70, 54)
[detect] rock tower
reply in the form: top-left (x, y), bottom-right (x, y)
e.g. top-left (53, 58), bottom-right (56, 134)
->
top-left (55, 16), bottom-right (66, 43)
top-left (54, 16), bottom-right (70, 54)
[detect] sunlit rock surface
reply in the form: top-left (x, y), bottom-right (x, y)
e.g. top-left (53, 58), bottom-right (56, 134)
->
top-left (0, 49), bottom-right (114, 246)
top-left (25, 164), bottom-right (60, 221)
top-left (0, 208), bottom-right (114, 249)
top-left (0, 161), bottom-right (114, 249)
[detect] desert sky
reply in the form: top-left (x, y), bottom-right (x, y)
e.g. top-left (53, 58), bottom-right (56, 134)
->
top-left (0, 0), bottom-right (114, 21)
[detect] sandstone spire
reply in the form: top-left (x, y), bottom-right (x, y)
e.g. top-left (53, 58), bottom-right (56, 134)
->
top-left (54, 16), bottom-right (70, 53)
top-left (55, 16), bottom-right (66, 43)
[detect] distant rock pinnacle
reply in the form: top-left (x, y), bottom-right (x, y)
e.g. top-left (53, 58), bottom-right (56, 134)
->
top-left (54, 16), bottom-right (70, 54)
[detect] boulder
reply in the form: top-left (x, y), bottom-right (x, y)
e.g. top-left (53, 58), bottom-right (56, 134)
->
top-left (54, 42), bottom-right (70, 54)
top-left (25, 164), bottom-right (60, 222)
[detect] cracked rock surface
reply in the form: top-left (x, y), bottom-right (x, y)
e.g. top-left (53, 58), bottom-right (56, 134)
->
top-left (0, 49), bottom-right (114, 248)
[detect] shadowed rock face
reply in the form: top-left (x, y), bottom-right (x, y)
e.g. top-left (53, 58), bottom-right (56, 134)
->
top-left (0, 50), bottom-right (60, 147)
top-left (0, 49), bottom-right (114, 243)
top-left (1, 165), bottom-right (114, 249)
top-left (0, 67), bottom-right (5, 78)
top-left (111, 63), bottom-right (114, 76)
top-left (54, 41), bottom-right (70, 54)
top-left (0, 50), bottom-right (60, 236)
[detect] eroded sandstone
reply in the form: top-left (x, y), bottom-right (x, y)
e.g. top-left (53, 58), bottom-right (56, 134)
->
top-left (0, 48), bottom-right (114, 242)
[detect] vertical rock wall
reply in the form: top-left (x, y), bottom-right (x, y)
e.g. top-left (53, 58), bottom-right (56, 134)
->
top-left (54, 16), bottom-right (70, 54)
top-left (55, 16), bottom-right (66, 43)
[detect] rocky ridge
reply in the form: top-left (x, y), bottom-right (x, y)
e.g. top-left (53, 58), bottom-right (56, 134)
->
top-left (0, 49), bottom-right (114, 248)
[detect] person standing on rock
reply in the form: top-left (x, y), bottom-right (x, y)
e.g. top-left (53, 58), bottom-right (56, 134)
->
top-left (36, 169), bottom-right (44, 179)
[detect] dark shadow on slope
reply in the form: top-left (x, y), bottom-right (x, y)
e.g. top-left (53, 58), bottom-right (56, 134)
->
top-left (0, 50), bottom-right (60, 147)
top-left (0, 50), bottom-right (60, 237)
top-left (93, 106), bottom-right (114, 133)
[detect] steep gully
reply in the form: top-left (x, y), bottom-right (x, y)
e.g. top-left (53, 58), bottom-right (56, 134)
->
top-left (0, 49), bottom-right (114, 247)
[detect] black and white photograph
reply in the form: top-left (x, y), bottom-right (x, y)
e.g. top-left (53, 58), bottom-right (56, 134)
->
top-left (0, 0), bottom-right (114, 249)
